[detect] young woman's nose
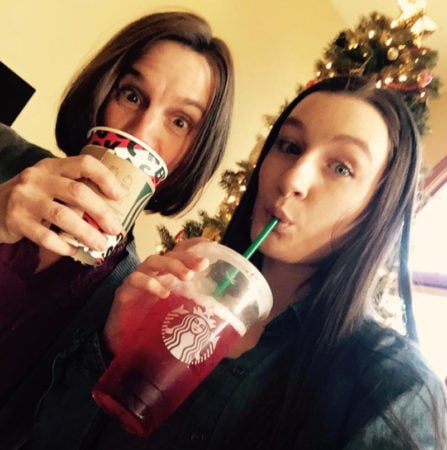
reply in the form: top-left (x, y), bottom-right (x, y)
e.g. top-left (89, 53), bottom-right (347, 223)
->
top-left (278, 155), bottom-right (317, 199)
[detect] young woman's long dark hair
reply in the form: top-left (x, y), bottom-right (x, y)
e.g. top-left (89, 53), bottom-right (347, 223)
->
top-left (223, 75), bottom-right (419, 342)
top-left (222, 76), bottom-right (445, 448)
top-left (55, 11), bottom-right (234, 216)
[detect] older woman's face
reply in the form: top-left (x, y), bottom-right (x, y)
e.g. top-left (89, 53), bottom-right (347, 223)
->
top-left (102, 40), bottom-right (214, 171)
top-left (251, 91), bottom-right (390, 264)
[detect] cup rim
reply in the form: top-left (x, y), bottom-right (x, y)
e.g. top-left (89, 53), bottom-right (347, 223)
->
top-left (87, 126), bottom-right (168, 175)
top-left (190, 241), bottom-right (273, 318)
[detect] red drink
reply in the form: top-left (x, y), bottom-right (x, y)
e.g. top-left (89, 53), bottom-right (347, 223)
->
top-left (92, 241), bottom-right (273, 438)
top-left (92, 292), bottom-right (242, 437)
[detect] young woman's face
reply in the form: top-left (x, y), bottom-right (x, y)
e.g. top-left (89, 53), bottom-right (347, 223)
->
top-left (251, 91), bottom-right (390, 265)
top-left (102, 40), bottom-right (214, 171)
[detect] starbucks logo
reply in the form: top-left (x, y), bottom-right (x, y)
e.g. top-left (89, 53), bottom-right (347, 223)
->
top-left (161, 304), bottom-right (220, 365)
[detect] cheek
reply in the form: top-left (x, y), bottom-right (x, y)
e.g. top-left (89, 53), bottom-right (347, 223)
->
top-left (328, 191), bottom-right (373, 238)
top-left (101, 102), bottom-right (122, 128)
top-left (164, 144), bottom-right (191, 171)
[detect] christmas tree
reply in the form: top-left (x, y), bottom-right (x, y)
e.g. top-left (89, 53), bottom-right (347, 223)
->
top-left (158, 0), bottom-right (439, 252)
top-left (312, 0), bottom-right (439, 136)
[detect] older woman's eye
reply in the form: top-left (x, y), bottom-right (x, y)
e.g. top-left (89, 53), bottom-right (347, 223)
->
top-left (173, 117), bottom-right (187, 129)
top-left (116, 85), bottom-right (141, 106)
top-left (171, 116), bottom-right (192, 134)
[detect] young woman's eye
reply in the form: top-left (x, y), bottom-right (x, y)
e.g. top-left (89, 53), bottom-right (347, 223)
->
top-left (331, 162), bottom-right (353, 177)
top-left (277, 139), bottom-right (302, 155)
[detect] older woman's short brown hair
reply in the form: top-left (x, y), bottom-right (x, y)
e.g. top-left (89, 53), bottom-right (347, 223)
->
top-left (55, 11), bottom-right (234, 215)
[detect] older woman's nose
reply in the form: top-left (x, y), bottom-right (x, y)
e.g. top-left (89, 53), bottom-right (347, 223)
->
top-left (124, 110), bottom-right (164, 154)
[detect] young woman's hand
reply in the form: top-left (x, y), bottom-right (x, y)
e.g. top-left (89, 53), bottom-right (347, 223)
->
top-left (103, 238), bottom-right (210, 356)
top-left (0, 155), bottom-right (124, 255)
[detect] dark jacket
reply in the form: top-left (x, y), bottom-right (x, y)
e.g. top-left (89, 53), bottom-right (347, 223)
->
top-left (3, 307), bottom-right (446, 450)
top-left (0, 124), bottom-right (54, 183)
top-left (0, 124), bottom-right (140, 447)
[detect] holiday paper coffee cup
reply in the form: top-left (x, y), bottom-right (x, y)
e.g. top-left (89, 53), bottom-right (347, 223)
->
top-left (60, 127), bottom-right (168, 265)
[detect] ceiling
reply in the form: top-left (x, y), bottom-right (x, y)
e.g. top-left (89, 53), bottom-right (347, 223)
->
top-left (330, 0), bottom-right (446, 90)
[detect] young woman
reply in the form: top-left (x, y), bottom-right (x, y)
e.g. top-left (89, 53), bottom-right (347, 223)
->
top-left (8, 76), bottom-right (445, 450)
top-left (98, 75), bottom-right (446, 450)
top-left (0, 10), bottom-right (234, 414)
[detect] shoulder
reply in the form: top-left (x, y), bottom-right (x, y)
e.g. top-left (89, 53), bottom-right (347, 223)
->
top-left (0, 124), bottom-right (54, 182)
top-left (339, 320), bottom-right (447, 448)
top-left (0, 123), bottom-right (43, 152)
top-left (350, 320), bottom-right (438, 387)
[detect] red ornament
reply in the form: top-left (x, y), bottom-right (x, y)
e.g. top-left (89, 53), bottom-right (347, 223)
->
top-left (417, 69), bottom-right (433, 87)
top-left (305, 78), bottom-right (318, 89)
top-left (174, 229), bottom-right (185, 242)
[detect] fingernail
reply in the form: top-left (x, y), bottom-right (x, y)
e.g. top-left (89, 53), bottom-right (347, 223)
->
top-left (94, 235), bottom-right (108, 250)
top-left (113, 185), bottom-right (125, 199)
top-left (183, 270), bottom-right (195, 280)
top-left (194, 256), bottom-right (209, 269)
top-left (109, 218), bottom-right (123, 235)
top-left (192, 256), bottom-right (205, 265)
top-left (160, 289), bottom-right (170, 299)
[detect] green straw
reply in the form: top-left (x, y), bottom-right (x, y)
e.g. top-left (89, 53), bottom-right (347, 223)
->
top-left (213, 217), bottom-right (279, 297)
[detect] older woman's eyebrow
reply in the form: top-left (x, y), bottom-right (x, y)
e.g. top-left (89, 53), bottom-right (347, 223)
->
top-left (123, 67), bottom-right (207, 114)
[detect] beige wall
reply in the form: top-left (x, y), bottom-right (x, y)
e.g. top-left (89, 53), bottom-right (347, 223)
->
top-left (1, 1), bottom-right (443, 259)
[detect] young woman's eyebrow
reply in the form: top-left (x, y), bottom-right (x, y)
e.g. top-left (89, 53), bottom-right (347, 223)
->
top-left (331, 135), bottom-right (372, 160)
top-left (283, 116), bottom-right (305, 131)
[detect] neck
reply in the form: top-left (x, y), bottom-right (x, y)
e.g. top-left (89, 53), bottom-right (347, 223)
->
top-left (226, 256), bottom-right (315, 360)
top-left (261, 257), bottom-right (315, 319)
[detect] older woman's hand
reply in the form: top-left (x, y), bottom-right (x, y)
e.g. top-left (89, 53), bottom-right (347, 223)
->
top-left (0, 155), bottom-right (124, 255)
top-left (103, 238), bottom-right (210, 356)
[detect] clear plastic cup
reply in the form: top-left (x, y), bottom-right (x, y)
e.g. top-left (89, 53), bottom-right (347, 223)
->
top-left (92, 241), bottom-right (273, 437)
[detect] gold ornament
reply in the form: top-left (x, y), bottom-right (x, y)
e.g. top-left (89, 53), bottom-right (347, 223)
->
top-left (202, 225), bottom-right (221, 242)
top-left (236, 171), bottom-right (246, 183)
top-left (387, 47), bottom-right (399, 61)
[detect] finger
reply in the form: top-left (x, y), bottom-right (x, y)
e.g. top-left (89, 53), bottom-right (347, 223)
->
top-left (40, 201), bottom-right (111, 251)
top-left (137, 252), bottom-right (209, 281)
top-left (47, 177), bottom-right (123, 236)
top-left (9, 181), bottom-right (112, 251)
top-left (10, 162), bottom-right (122, 237)
top-left (121, 270), bottom-right (171, 300)
top-left (14, 215), bottom-right (78, 256)
top-left (38, 155), bottom-right (123, 200)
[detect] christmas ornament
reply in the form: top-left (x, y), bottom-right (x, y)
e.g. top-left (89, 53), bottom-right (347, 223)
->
top-left (393, 0), bottom-right (436, 46)
top-left (417, 69), bottom-right (433, 87)
top-left (202, 225), bottom-right (221, 241)
top-left (387, 47), bottom-right (399, 61)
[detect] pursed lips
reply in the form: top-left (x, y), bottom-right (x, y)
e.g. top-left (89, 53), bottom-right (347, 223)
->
top-left (267, 205), bottom-right (293, 227)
